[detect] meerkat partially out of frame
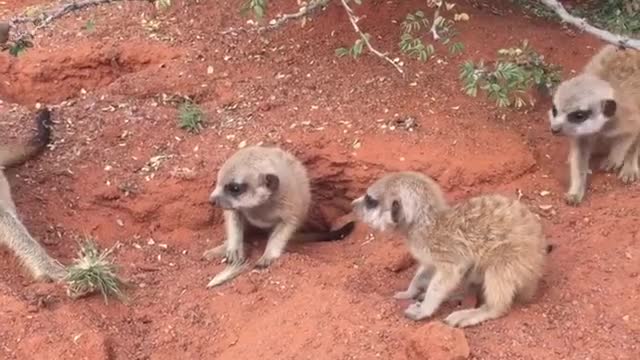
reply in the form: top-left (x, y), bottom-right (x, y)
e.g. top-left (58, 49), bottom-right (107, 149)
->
top-left (549, 45), bottom-right (640, 205)
top-left (204, 145), bottom-right (355, 288)
top-left (1, 108), bottom-right (66, 281)
top-left (352, 172), bottom-right (552, 328)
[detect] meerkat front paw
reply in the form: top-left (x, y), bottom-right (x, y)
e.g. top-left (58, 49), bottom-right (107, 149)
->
top-left (225, 247), bottom-right (245, 265)
top-left (394, 290), bottom-right (419, 300)
top-left (255, 254), bottom-right (278, 269)
top-left (564, 191), bottom-right (584, 206)
top-left (34, 261), bottom-right (67, 282)
top-left (403, 302), bottom-right (430, 321)
top-left (618, 165), bottom-right (640, 184)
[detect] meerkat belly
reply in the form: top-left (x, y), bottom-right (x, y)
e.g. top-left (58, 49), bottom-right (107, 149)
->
top-left (243, 211), bottom-right (280, 229)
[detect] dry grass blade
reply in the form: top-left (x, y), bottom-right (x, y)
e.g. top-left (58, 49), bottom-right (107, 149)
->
top-left (64, 239), bottom-right (126, 304)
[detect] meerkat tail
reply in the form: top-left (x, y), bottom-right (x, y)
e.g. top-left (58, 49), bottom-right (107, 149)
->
top-left (206, 262), bottom-right (249, 288)
top-left (0, 209), bottom-right (66, 281)
top-left (293, 221), bottom-right (356, 243)
top-left (0, 108), bottom-right (52, 169)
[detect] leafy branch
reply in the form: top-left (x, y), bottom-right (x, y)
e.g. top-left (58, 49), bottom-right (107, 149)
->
top-left (338, 0), bottom-right (404, 75)
top-left (460, 40), bottom-right (562, 108)
top-left (539, 0), bottom-right (640, 49)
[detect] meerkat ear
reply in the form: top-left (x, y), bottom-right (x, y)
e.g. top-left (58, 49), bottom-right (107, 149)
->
top-left (261, 173), bottom-right (280, 191)
top-left (391, 200), bottom-right (402, 224)
top-left (602, 99), bottom-right (617, 117)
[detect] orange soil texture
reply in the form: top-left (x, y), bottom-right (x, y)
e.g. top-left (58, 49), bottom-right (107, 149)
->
top-left (1, 0), bottom-right (639, 359)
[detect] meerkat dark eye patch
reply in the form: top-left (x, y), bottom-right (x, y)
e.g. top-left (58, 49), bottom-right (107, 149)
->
top-left (602, 99), bottom-right (617, 117)
top-left (364, 194), bottom-right (378, 209)
top-left (567, 110), bottom-right (592, 124)
top-left (391, 200), bottom-right (401, 224)
top-left (261, 173), bottom-right (280, 191)
top-left (224, 182), bottom-right (248, 196)
top-left (551, 104), bottom-right (558, 117)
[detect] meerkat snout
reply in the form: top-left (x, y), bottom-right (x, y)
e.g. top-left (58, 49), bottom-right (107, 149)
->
top-left (208, 185), bottom-right (236, 209)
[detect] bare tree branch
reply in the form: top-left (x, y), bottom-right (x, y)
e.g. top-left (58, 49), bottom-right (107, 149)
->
top-left (540, 0), bottom-right (640, 50)
top-left (220, 0), bottom-right (330, 35)
top-left (339, 0), bottom-right (404, 76)
top-left (11, 0), bottom-right (122, 26)
top-left (4, 0), bottom-right (124, 49)
top-left (429, 0), bottom-right (444, 41)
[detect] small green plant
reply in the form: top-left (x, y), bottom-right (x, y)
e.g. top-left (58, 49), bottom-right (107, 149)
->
top-left (178, 101), bottom-right (205, 133)
top-left (65, 239), bottom-right (125, 304)
top-left (83, 19), bottom-right (96, 32)
top-left (399, 33), bottom-right (434, 62)
top-left (460, 40), bottom-right (562, 108)
top-left (155, 0), bottom-right (172, 10)
top-left (242, 0), bottom-right (268, 19)
top-left (336, 34), bottom-right (369, 59)
top-left (402, 11), bottom-right (430, 33)
top-left (7, 38), bottom-right (33, 57)
top-left (397, 3), bottom-right (466, 63)
top-left (448, 41), bottom-right (464, 55)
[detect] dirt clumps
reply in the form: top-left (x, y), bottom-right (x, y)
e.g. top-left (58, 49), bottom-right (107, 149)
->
top-left (0, 40), bottom-right (179, 106)
top-left (406, 321), bottom-right (470, 360)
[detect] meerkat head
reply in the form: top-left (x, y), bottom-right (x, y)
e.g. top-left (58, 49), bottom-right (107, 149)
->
top-left (549, 73), bottom-right (617, 137)
top-left (209, 164), bottom-right (280, 211)
top-left (352, 172), bottom-right (447, 234)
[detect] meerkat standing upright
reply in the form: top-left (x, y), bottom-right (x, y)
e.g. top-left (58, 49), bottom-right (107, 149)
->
top-left (204, 145), bottom-right (355, 288)
top-left (352, 172), bottom-right (552, 328)
top-left (1, 108), bottom-right (66, 281)
top-left (549, 45), bottom-right (640, 205)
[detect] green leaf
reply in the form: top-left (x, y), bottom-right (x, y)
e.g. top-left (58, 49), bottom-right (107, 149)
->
top-left (253, 4), bottom-right (265, 18)
top-left (335, 47), bottom-right (350, 57)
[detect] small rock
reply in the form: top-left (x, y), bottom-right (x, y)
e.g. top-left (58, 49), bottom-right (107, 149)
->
top-left (405, 321), bottom-right (470, 360)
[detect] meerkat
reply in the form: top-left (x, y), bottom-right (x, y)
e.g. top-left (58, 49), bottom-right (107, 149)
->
top-left (204, 145), bottom-right (355, 288)
top-left (549, 44), bottom-right (640, 205)
top-left (1, 108), bottom-right (66, 282)
top-left (352, 171), bottom-right (552, 328)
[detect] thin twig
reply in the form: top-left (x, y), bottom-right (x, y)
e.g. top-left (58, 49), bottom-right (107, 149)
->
top-left (220, 0), bottom-right (330, 35)
top-left (540, 0), bottom-right (640, 50)
top-left (6, 0), bottom-right (123, 46)
top-left (339, 0), bottom-right (404, 76)
top-left (429, 0), bottom-right (444, 41)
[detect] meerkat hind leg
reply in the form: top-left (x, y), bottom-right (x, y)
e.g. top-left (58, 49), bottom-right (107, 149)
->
top-left (255, 221), bottom-right (298, 268)
top-left (444, 269), bottom-right (515, 328)
top-left (394, 265), bottom-right (432, 300)
top-left (404, 266), bottom-right (465, 321)
top-left (600, 135), bottom-right (635, 172)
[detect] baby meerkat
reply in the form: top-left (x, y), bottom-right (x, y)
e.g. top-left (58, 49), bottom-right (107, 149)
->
top-left (549, 45), bottom-right (640, 205)
top-left (204, 145), bottom-right (355, 287)
top-left (352, 172), bottom-right (552, 328)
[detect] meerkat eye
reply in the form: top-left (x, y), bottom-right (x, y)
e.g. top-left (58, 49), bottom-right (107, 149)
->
top-left (364, 194), bottom-right (378, 209)
top-left (551, 105), bottom-right (558, 117)
top-left (225, 182), bottom-right (246, 196)
top-left (567, 110), bottom-right (592, 124)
